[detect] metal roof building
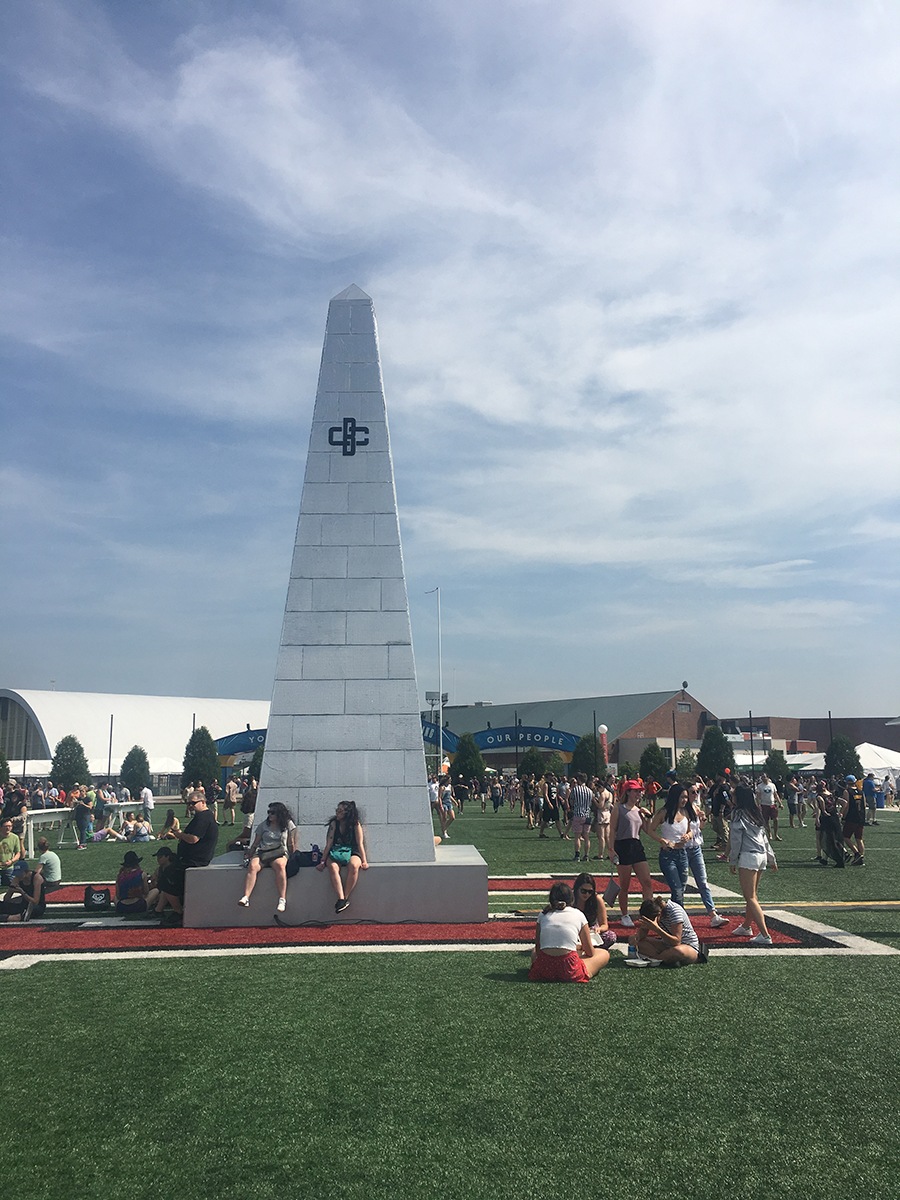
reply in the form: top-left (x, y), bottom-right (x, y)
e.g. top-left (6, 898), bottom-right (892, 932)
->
top-left (0, 688), bottom-right (270, 778)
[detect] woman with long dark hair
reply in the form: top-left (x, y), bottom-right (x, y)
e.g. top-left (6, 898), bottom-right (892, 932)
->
top-left (238, 800), bottom-right (297, 913)
top-left (528, 882), bottom-right (608, 982)
top-left (647, 784), bottom-right (691, 905)
top-left (572, 871), bottom-right (616, 950)
top-left (317, 800), bottom-right (368, 914)
top-left (729, 784), bottom-right (777, 945)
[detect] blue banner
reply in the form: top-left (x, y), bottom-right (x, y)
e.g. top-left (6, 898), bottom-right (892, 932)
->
top-left (474, 726), bottom-right (579, 754)
top-left (216, 728), bottom-right (267, 755)
top-left (421, 721), bottom-right (460, 753)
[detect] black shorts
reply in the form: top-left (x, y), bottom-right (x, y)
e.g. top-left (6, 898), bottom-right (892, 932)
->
top-left (614, 838), bottom-right (647, 866)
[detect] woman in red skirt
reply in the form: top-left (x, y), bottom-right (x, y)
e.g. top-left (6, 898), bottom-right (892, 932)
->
top-left (528, 882), bottom-right (609, 982)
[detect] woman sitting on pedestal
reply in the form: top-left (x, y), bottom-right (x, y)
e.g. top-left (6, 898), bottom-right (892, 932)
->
top-left (239, 801), bottom-right (297, 915)
top-left (317, 800), bottom-right (368, 914)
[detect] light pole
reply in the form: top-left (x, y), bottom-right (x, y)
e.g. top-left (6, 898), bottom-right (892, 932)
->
top-left (426, 587), bottom-right (443, 774)
top-left (598, 724), bottom-right (608, 772)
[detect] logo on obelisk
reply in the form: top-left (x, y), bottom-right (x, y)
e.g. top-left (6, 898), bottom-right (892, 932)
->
top-left (328, 416), bottom-right (370, 456)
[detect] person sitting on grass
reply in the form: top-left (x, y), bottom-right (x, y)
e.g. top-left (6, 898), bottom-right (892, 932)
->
top-left (157, 810), bottom-right (181, 839)
top-left (571, 871), bottom-right (617, 951)
top-left (151, 845), bottom-right (186, 924)
top-left (317, 800), bottom-right (368, 914)
top-left (0, 866), bottom-right (47, 923)
top-left (629, 895), bottom-right (700, 966)
top-left (115, 850), bottom-right (149, 915)
top-left (529, 881), bottom-right (609, 982)
top-left (129, 813), bottom-right (153, 843)
top-left (36, 837), bottom-right (62, 893)
top-left (238, 801), bottom-right (297, 914)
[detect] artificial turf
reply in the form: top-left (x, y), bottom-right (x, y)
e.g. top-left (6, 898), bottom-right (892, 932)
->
top-left (8, 800), bottom-right (900, 1200)
top-left (8, 952), bottom-right (900, 1200)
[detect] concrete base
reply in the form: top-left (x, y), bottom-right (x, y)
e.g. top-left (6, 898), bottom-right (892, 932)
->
top-left (183, 843), bottom-right (488, 928)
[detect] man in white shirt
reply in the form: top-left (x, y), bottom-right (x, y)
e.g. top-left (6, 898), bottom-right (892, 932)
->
top-left (755, 773), bottom-right (782, 841)
top-left (140, 785), bottom-right (154, 820)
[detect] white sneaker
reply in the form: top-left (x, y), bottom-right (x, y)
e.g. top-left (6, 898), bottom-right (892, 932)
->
top-left (620, 914), bottom-right (635, 928)
top-left (238, 896), bottom-right (249, 908)
top-left (750, 933), bottom-right (773, 946)
top-left (710, 914), bottom-right (729, 929)
top-left (732, 924), bottom-right (753, 937)
top-left (276, 897), bottom-right (286, 912)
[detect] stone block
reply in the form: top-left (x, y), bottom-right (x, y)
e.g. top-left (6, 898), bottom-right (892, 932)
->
top-left (293, 713), bottom-right (381, 751)
top-left (281, 611), bottom-right (347, 646)
top-left (290, 545), bottom-right (348, 579)
top-left (315, 751), bottom-right (405, 787)
top-left (259, 751), bottom-right (316, 788)
top-left (387, 786), bottom-right (431, 824)
top-left (387, 644), bottom-right (416, 679)
top-left (380, 579), bottom-right (408, 611)
top-left (347, 546), bottom-right (403, 580)
top-left (263, 715), bottom-right (294, 753)
top-left (324, 304), bottom-right (351, 335)
top-left (380, 713), bottom-right (424, 749)
top-left (319, 514), bottom-right (376, 546)
top-left (296, 514), bottom-right (322, 546)
top-left (285, 579), bottom-right (313, 611)
top-left (346, 611), bottom-right (412, 646)
top-left (374, 513), bottom-right (401, 546)
top-left (404, 748), bottom-right (429, 785)
top-left (318, 361), bottom-right (351, 390)
top-left (300, 482), bottom-right (349, 515)
top-left (349, 362), bottom-right (382, 391)
top-left (345, 680), bottom-right (418, 715)
top-left (270, 679), bottom-right (345, 716)
top-left (312, 577), bottom-right (381, 612)
top-left (348, 482), bottom-right (395, 514)
top-left (300, 644), bottom-right (389, 680)
top-left (303, 452), bottom-right (331, 483)
top-left (273, 646), bottom-right (304, 679)
top-left (349, 303), bottom-right (375, 335)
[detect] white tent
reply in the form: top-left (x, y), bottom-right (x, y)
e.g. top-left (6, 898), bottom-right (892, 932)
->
top-left (854, 743), bottom-right (900, 781)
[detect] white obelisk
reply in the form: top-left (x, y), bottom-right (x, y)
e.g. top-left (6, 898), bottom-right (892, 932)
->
top-left (256, 285), bottom-right (436, 863)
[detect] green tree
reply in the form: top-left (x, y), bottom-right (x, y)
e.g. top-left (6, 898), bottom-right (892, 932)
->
top-left (676, 749), bottom-right (697, 779)
top-left (544, 751), bottom-right (568, 780)
top-left (763, 749), bottom-right (790, 788)
top-left (0, 751), bottom-right (9, 786)
top-left (518, 747), bottom-right (547, 780)
top-left (619, 761), bottom-right (640, 780)
top-left (696, 725), bottom-right (737, 780)
top-left (570, 734), bottom-right (605, 778)
top-left (182, 726), bottom-right (220, 796)
top-left (120, 745), bottom-right (151, 797)
top-left (639, 742), bottom-right (670, 786)
top-left (452, 733), bottom-right (486, 781)
top-left (50, 735), bottom-right (92, 791)
top-left (824, 736), bottom-right (863, 782)
top-left (249, 744), bottom-right (264, 782)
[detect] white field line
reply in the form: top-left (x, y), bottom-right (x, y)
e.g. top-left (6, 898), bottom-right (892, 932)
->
top-left (0, 942), bottom-right (527, 970)
top-left (3, 909), bottom-right (898, 969)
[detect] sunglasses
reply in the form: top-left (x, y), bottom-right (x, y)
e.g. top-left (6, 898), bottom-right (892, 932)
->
top-left (578, 887), bottom-right (595, 895)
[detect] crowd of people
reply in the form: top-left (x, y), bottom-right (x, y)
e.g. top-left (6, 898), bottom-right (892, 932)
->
top-left (0, 761), bottom-right (892, 937)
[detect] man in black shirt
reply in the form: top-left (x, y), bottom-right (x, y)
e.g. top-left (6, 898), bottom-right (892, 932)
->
top-left (173, 791), bottom-right (219, 867)
top-left (157, 791), bottom-right (219, 924)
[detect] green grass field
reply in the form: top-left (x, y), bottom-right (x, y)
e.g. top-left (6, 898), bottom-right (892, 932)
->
top-left (7, 803), bottom-right (900, 1200)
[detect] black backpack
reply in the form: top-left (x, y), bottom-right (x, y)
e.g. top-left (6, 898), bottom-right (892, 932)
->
top-left (83, 886), bottom-right (112, 912)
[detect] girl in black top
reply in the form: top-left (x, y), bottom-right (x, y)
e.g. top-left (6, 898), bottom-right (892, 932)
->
top-left (317, 801), bottom-right (368, 914)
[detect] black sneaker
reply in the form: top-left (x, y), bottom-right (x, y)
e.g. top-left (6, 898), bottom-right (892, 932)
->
top-left (335, 898), bottom-right (350, 913)
top-left (852, 858), bottom-right (866, 867)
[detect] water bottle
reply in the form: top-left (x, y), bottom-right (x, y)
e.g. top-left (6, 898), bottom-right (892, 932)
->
top-left (311, 843), bottom-right (321, 865)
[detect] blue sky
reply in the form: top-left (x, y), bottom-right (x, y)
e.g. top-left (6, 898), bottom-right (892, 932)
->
top-left (3, 0), bottom-right (900, 719)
